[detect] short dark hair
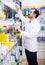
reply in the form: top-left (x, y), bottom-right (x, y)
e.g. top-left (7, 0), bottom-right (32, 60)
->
top-left (31, 8), bottom-right (39, 18)
top-left (34, 9), bottom-right (39, 18)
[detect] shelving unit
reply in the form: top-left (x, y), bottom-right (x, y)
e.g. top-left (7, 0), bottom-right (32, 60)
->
top-left (37, 13), bottom-right (45, 59)
top-left (0, 0), bottom-right (22, 65)
top-left (0, 19), bottom-right (22, 65)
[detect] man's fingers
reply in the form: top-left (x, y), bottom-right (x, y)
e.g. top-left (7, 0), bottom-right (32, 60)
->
top-left (15, 4), bottom-right (20, 10)
top-left (15, 4), bottom-right (18, 8)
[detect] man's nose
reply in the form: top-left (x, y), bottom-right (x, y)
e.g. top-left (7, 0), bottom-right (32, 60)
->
top-left (28, 12), bottom-right (30, 15)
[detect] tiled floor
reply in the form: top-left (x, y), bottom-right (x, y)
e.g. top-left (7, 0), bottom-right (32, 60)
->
top-left (38, 59), bottom-right (45, 65)
top-left (20, 58), bottom-right (45, 65)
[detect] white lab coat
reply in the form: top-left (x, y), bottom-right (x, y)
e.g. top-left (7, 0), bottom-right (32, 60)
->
top-left (17, 10), bottom-right (40, 52)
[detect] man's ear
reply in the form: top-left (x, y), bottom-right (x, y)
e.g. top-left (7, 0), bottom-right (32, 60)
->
top-left (34, 13), bottom-right (36, 18)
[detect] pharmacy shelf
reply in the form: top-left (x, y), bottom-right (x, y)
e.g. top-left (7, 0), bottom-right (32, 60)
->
top-left (0, 19), bottom-right (14, 26)
top-left (1, 0), bottom-right (17, 10)
top-left (0, 41), bottom-right (17, 63)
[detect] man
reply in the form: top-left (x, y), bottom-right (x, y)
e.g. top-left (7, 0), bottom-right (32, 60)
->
top-left (15, 4), bottom-right (40, 65)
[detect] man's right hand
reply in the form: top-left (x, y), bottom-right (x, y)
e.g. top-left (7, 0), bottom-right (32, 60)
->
top-left (15, 4), bottom-right (20, 11)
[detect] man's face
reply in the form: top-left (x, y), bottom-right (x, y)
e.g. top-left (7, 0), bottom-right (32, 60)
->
top-left (28, 9), bottom-right (35, 18)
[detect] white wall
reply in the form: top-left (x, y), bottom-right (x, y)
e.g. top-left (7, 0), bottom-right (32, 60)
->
top-left (22, 0), bottom-right (45, 6)
top-left (22, 0), bottom-right (45, 7)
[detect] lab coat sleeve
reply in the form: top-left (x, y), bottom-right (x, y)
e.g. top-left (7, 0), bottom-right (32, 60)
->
top-left (20, 23), bottom-right (40, 38)
top-left (17, 10), bottom-right (28, 24)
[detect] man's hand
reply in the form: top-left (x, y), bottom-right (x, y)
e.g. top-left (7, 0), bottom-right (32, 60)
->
top-left (15, 28), bottom-right (21, 33)
top-left (15, 4), bottom-right (20, 11)
top-left (14, 24), bottom-right (21, 33)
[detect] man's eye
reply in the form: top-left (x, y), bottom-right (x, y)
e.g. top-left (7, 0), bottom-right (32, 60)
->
top-left (30, 11), bottom-right (32, 13)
